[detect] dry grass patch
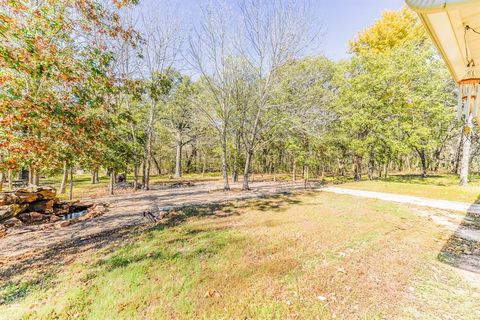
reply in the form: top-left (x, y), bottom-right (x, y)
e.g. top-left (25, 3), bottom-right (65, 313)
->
top-left (0, 191), bottom-right (479, 319)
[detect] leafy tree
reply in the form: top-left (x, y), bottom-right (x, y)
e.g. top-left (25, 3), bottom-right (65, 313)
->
top-left (0, 0), bottom-right (137, 186)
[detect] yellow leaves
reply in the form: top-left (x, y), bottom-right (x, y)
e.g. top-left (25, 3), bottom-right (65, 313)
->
top-left (350, 6), bottom-right (426, 54)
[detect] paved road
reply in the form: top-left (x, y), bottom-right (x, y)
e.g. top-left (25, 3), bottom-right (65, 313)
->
top-left (323, 186), bottom-right (480, 214)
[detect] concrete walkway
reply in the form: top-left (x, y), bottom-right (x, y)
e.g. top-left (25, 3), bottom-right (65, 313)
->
top-left (323, 186), bottom-right (480, 282)
top-left (323, 186), bottom-right (480, 215)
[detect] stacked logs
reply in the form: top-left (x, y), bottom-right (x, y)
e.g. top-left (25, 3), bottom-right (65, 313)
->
top-left (0, 186), bottom-right (109, 237)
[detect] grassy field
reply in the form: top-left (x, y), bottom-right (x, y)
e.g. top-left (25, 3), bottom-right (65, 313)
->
top-left (1, 191), bottom-right (478, 319)
top-left (339, 173), bottom-right (480, 203)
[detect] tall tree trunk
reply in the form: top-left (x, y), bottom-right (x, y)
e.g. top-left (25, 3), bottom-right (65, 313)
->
top-left (368, 151), bottom-right (375, 180)
top-left (127, 98), bottom-right (139, 190)
top-left (186, 143), bottom-right (197, 174)
top-left (202, 154), bottom-right (207, 177)
top-left (69, 167), bottom-right (74, 200)
top-left (321, 162), bottom-right (325, 182)
top-left (232, 133), bottom-right (240, 183)
top-left (33, 169), bottom-right (40, 186)
top-left (384, 160), bottom-right (390, 178)
top-left (353, 156), bottom-right (362, 181)
top-left (220, 124), bottom-right (230, 191)
top-left (145, 159), bottom-right (151, 190)
top-left (242, 150), bottom-right (253, 191)
top-left (133, 163), bottom-right (139, 190)
top-left (143, 102), bottom-right (155, 190)
top-left (433, 149), bottom-right (441, 172)
top-left (109, 169), bottom-right (115, 196)
top-left (418, 149), bottom-right (428, 178)
top-left (460, 125), bottom-right (472, 186)
top-left (29, 167), bottom-right (39, 186)
top-left (28, 166), bottom-right (33, 185)
top-left (292, 157), bottom-right (297, 182)
top-left (91, 169), bottom-right (99, 184)
top-left (152, 156), bottom-right (162, 175)
top-left (59, 161), bottom-right (68, 194)
top-left (141, 159), bottom-right (146, 189)
top-left (174, 132), bottom-right (182, 178)
top-left (8, 169), bottom-right (12, 191)
top-left (304, 165), bottom-right (309, 189)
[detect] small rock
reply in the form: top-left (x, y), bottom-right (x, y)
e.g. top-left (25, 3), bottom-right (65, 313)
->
top-left (2, 217), bottom-right (23, 228)
top-left (317, 295), bottom-right (327, 301)
top-left (0, 225), bottom-right (7, 238)
top-left (59, 220), bottom-right (71, 227)
top-left (28, 199), bottom-right (55, 213)
top-left (0, 193), bottom-right (19, 206)
top-left (48, 215), bottom-right (61, 222)
top-left (78, 212), bottom-right (94, 220)
top-left (17, 212), bottom-right (48, 224)
top-left (72, 202), bottom-right (94, 211)
top-left (0, 203), bottom-right (29, 221)
top-left (15, 192), bottom-right (40, 203)
top-left (86, 203), bottom-right (109, 217)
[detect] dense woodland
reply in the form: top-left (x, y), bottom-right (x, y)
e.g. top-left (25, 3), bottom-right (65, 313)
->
top-left (0, 1), bottom-right (473, 195)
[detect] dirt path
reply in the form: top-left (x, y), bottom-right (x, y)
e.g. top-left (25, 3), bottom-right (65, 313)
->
top-left (0, 181), bottom-right (306, 268)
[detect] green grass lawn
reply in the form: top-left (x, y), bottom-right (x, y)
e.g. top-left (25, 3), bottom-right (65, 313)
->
top-left (1, 192), bottom-right (478, 319)
top-left (339, 173), bottom-right (480, 204)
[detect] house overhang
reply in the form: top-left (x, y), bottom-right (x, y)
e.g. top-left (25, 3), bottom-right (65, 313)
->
top-left (406, 0), bottom-right (480, 82)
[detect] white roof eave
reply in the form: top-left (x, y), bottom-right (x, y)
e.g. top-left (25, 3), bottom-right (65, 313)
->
top-left (406, 0), bottom-right (480, 13)
top-left (406, 0), bottom-right (480, 82)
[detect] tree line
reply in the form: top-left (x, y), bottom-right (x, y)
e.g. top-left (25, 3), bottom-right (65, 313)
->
top-left (0, 1), bottom-right (473, 197)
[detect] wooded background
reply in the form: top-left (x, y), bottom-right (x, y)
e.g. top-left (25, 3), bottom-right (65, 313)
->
top-left (0, 1), bottom-right (471, 193)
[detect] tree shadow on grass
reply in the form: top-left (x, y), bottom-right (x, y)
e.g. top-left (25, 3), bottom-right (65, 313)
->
top-left (438, 198), bottom-right (480, 275)
top-left (376, 174), bottom-right (449, 186)
top-left (0, 193), bottom-right (302, 305)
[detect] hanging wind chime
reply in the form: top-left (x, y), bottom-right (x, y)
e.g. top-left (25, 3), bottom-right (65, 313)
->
top-left (457, 26), bottom-right (480, 135)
